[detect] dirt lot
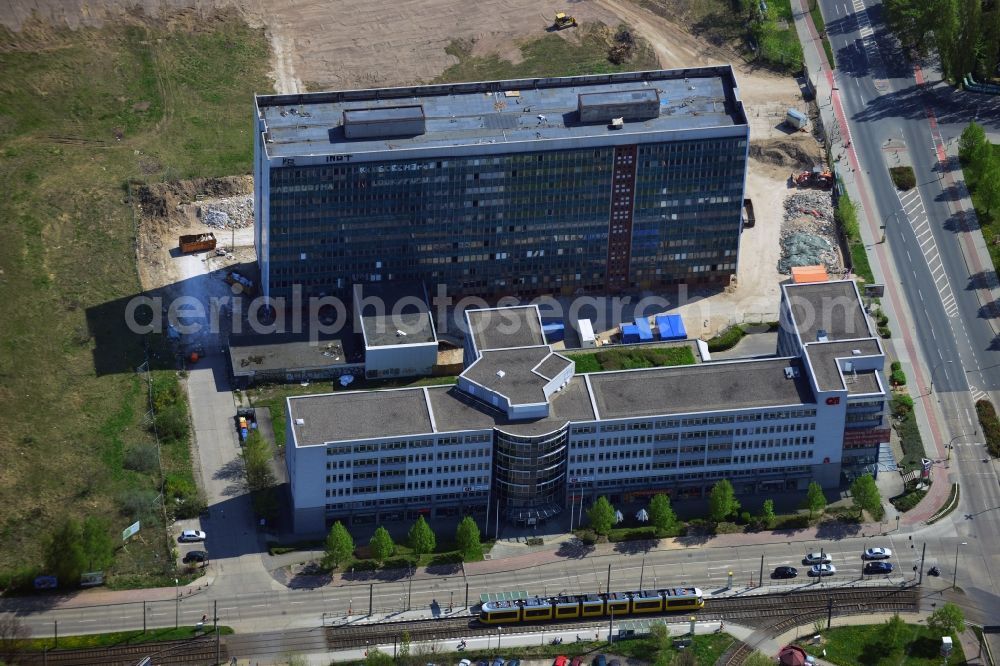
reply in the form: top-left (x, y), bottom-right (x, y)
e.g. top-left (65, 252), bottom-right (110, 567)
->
top-left (7, 0), bottom-right (823, 338)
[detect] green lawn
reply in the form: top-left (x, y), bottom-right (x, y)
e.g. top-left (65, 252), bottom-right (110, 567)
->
top-left (566, 345), bottom-right (696, 374)
top-left (802, 623), bottom-right (965, 666)
top-left (614, 632), bottom-right (734, 665)
top-left (808, 0), bottom-right (836, 67)
top-left (0, 13), bottom-right (271, 586)
top-left (435, 23), bottom-right (658, 83)
top-left (756, 0), bottom-right (805, 72)
top-left (18, 625), bottom-right (234, 651)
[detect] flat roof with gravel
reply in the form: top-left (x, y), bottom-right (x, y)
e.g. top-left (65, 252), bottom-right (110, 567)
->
top-left (356, 282), bottom-right (436, 347)
top-left (804, 339), bottom-right (883, 392)
top-left (289, 390), bottom-right (433, 444)
top-left (468, 306), bottom-right (545, 352)
top-left (587, 357), bottom-right (814, 419)
top-left (786, 281), bottom-right (871, 343)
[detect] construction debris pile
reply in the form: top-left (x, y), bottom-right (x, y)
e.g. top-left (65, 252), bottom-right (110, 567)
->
top-left (778, 191), bottom-right (842, 274)
top-left (198, 194), bottom-right (253, 229)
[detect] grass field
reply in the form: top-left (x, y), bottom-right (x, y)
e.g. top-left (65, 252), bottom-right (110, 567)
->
top-left (435, 23), bottom-right (658, 83)
top-left (0, 12), bottom-right (271, 586)
top-left (802, 622), bottom-right (965, 666)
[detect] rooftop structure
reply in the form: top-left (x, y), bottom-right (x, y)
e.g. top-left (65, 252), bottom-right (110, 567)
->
top-left (785, 280), bottom-right (870, 343)
top-left (467, 306), bottom-right (546, 352)
top-left (255, 68), bottom-right (746, 160)
top-left (354, 282), bottom-right (436, 347)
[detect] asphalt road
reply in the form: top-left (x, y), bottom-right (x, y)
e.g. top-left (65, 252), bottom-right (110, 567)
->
top-left (11, 532), bottom-right (962, 637)
top-left (817, 0), bottom-right (1000, 620)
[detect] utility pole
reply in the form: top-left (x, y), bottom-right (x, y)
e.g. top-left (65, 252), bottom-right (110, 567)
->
top-left (370, 584), bottom-right (374, 616)
top-left (639, 557), bottom-right (645, 591)
top-left (143, 601), bottom-right (147, 634)
top-left (465, 582), bottom-right (469, 610)
top-left (606, 564), bottom-right (612, 595)
top-left (827, 594), bottom-right (833, 629)
top-left (759, 554), bottom-right (764, 588)
top-left (407, 567), bottom-right (414, 610)
top-left (918, 543), bottom-right (927, 585)
top-left (213, 600), bottom-right (218, 630)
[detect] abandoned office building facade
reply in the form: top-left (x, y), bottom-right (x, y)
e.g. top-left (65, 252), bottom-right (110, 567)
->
top-left (254, 67), bottom-right (750, 302)
top-left (285, 281), bottom-right (888, 534)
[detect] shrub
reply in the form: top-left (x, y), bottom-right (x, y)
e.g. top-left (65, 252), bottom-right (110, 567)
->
top-left (154, 403), bottom-right (190, 442)
top-left (976, 399), bottom-right (1000, 457)
top-left (890, 487), bottom-right (927, 512)
top-left (892, 394), bottom-right (914, 417)
top-left (739, 511), bottom-right (752, 525)
top-left (877, 325), bottom-right (892, 338)
top-left (889, 361), bottom-right (907, 386)
top-left (124, 442), bottom-right (159, 473)
top-left (889, 166), bottom-right (916, 190)
top-left (707, 325), bottom-right (746, 352)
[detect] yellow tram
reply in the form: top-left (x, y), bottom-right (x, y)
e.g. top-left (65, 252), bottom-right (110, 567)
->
top-left (479, 588), bottom-right (704, 625)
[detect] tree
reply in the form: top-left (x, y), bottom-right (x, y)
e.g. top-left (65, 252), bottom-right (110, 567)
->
top-left (369, 526), bottom-right (395, 564)
top-left (43, 518), bottom-right (87, 587)
top-left (960, 122), bottom-right (989, 166)
top-left (879, 613), bottom-right (907, 652)
top-left (587, 496), bottom-right (616, 536)
top-left (850, 474), bottom-right (883, 520)
top-left (979, 151), bottom-right (1000, 218)
top-left (363, 647), bottom-right (394, 666)
top-left (456, 516), bottom-right (482, 561)
top-left (759, 499), bottom-right (775, 528)
top-left (708, 479), bottom-right (740, 523)
top-left (0, 613), bottom-right (28, 664)
top-left (648, 494), bottom-right (677, 534)
top-left (927, 602), bottom-right (965, 635)
top-left (805, 481), bottom-right (827, 518)
top-left (648, 622), bottom-right (671, 654)
top-left (80, 516), bottom-right (114, 572)
top-left (407, 516), bottom-right (436, 558)
top-left (243, 430), bottom-right (275, 492)
top-left (399, 630), bottom-right (412, 664)
top-left (324, 521), bottom-right (354, 569)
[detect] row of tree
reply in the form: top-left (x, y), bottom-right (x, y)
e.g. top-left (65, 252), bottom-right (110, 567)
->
top-left (324, 515), bottom-right (483, 569)
top-left (959, 122), bottom-right (1000, 220)
top-left (883, 0), bottom-right (1000, 81)
top-left (582, 479), bottom-right (832, 537)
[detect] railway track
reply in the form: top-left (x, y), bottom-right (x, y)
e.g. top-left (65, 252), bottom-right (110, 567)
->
top-left (16, 635), bottom-right (224, 666)
top-left (328, 586), bottom-right (921, 649)
top-left (718, 587), bottom-right (921, 665)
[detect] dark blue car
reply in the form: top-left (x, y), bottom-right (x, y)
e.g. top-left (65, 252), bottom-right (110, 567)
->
top-left (865, 561), bottom-right (893, 574)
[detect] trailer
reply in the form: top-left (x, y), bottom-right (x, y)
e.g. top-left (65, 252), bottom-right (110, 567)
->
top-left (178, 233), bottom-right (217, 254)
top-left (742, 198), bottom-right (756, 229)
top-left (577, 318), bottom-right (596, 348)
top-left (785, 108), bottom-right (808, 130)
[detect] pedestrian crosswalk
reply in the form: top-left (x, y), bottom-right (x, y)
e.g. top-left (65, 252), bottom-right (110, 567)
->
top-left (898, 188), bottom-right (960, 318)
top-left (851, 0), bottom-right (888, 91)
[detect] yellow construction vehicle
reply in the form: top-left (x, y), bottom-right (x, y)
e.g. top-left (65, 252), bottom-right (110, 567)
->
top-left (553, 12), bottom-right (578, 29)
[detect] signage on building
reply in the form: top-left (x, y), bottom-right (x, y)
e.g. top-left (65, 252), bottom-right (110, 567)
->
top-left (825, 397), bottom-right (841, 405)
top-left (80, 571), bottom-right (105, 587)
top-left (570, 476), bottom-right (595, 483)
top-left (122, 521), bottom-right (141, 541)
top-left (843, 428), bottom-right (891, 449)
top-left (33, 576), bottom-right (57, 590)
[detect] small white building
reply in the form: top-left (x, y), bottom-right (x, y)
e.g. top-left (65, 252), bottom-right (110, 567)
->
top-left (354, 282), bottom-right (438, 379)
top-left (577, 318), bottom-right (597, 348)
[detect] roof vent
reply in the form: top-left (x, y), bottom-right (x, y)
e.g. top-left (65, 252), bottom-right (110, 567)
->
top-left (496, 370), bottom-right (506, 379)
top-left (396, 329), bottom-right (407, 337)
top-left (816, 329), bottom-right (829, 343)
top-left (783, 366), bottom-right (800, 379)
top-left (295, 418), bottom-right (305, 426)
top-left (852, 349), bottom-right (862, 355)
top-left (610, 117), bottom-right (624, 130)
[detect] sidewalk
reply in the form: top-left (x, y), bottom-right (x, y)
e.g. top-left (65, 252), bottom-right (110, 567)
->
top-left (790, 0), bottom-right (958, 520)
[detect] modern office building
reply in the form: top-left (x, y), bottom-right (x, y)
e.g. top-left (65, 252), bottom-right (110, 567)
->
top-left (284, 280), bottom-right (888, 534)
top-left (254, 67), bottom-right (749, 302)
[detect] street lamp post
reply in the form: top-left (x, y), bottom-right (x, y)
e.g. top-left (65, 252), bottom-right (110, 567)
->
top-left (929, 360), bottom-right (953, 395)
top-left (953, 542), bottom-right (968, 590)
top-left (497, 626), bottom-right (502, 653)
top-left (948, 431), bottom-right (978, 464)
top-left (174, 578), bottom-right (180, 629)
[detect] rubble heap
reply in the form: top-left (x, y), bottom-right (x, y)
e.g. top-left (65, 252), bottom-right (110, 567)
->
top-left (198, 194), bottom-right (253, 229)
top-left (778, 191), bottom-right (841, 274)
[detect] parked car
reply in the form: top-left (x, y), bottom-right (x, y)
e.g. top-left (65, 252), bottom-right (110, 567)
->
top-left (506, 660), bottom-right (520, 666)
top-left (863, 547), bottom-right (893, 560)
top-left (476, 660), bottom-right (489, 666)
top-left (593, 656), bottom-right (607, 666)
top-left (458, 660), bottom-right (471, 666)
top-left (554, 657), bottom-right (569, 666)
top-left (492, 658), bottom-right (504, 666)
top-left (803, 552), bottom-right (832, 565)
top-left (571, 658), bottom-right (584, 666)
top-left (772, 566), bottom-right (798, 579)
top-left (808, 564), bottom-right (837, 577)
top-left (609, 660), bottom-right (621, 666)
top-left (865, 561), bottom-right (894, 574)
top-left (179, 530), bottom-right (206, 542)
top-left (182, 550), bottom-right (208, 564)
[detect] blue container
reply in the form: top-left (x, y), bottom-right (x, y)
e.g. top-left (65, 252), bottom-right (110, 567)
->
top-left (621, 324), bottom-right (640, 344)
top-left (542, 322), bottom-right (565, 343)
